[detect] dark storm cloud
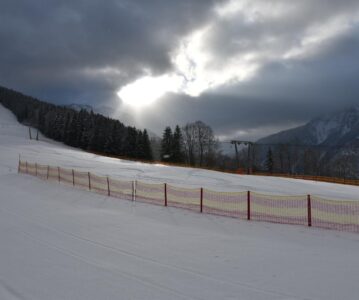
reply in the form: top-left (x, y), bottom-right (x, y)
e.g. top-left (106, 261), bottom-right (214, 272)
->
top-left (0, 0), bottom-right (220, 101)
top-left (132, 23), bottom-right (359, 140)
top-left (1, 0), bottom-right (359, 140)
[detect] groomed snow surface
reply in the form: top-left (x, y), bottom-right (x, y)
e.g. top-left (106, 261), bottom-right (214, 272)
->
top-left (1, 104), bottom-right (359, 299)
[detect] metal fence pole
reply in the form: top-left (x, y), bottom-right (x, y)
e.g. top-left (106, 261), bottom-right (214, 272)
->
top-left (164, 183), bottom-right (167, 206)
top-left (247, 191), bottom-right (251, 220)
top-left (107, 176), bottom-right (110, 196)
top-left (200, 188), bottom-right (203, 213)
top-left (307, 194), bottom-right (312, 227)
top-left (132, 181), bottom-right (136, 202)
top-left (88, 172), bottom-right (91, 190)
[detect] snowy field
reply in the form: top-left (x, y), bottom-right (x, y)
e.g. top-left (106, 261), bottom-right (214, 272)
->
top-left (1, 104), bottom-right (359, 299)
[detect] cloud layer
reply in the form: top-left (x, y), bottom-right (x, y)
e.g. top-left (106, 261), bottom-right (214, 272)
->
top-left (1, 0), bottom-right (359, 140)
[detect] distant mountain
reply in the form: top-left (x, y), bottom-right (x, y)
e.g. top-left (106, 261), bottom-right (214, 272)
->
top-left (255, 106), bottom-right (359, 178)
top-left (257, 105), bottom-right (359, 147)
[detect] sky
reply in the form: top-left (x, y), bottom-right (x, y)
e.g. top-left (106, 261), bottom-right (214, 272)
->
top-left (1, 0), bottom-right (359, 140)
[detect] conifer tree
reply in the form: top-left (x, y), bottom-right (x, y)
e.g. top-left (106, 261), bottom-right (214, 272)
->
top-left (142, 129), bottom-right (153, 161)
top-left (161, 127), bottom-right (173, 162)
top-left (172, 125), bottom-right (184, 163)
top-left (266, 148), bottom-right (274, 173)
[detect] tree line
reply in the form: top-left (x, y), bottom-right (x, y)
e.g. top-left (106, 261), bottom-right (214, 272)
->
top-left (159, 121), bottom-right (220, 168)
top-left (0, 86), bottom-right (152, 160)
top-left (3, 85), bottom-right (355, 178)
top-left (251, 144), bottom-right (359, 179)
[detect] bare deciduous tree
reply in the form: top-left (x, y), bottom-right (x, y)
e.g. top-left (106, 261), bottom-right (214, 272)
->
top-left (182, 121), bottom-right (217, 167)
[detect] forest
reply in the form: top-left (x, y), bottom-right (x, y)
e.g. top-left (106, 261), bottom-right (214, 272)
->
top-left (0, 86), bottom-right (152, 160)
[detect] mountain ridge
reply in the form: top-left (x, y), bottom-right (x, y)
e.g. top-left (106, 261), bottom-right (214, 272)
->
top-left (257, 105), bottom-right (359, 147)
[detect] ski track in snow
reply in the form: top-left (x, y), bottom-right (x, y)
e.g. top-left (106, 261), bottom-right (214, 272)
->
top-left (1, 104), bottom-right (359, 299)
top-left (0, 205), bottom-right (307, 300)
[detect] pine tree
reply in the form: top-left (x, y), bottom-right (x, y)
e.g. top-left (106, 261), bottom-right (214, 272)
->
top-left (124, 127), bottom-right (138, 158)
top-left (142, 129), bottom-right (153, 161)
top-left (172, 125), bottom-right (184, 163)
top-left (266, 148), bottom-right (274, 173)
top-left (161, 127), bottom-right (173, 162)
top-left (64, 113), bottom-right (80, 147)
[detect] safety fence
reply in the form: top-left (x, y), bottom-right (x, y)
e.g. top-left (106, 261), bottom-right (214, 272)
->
top-left (18, 160), bottom-right (359, 234)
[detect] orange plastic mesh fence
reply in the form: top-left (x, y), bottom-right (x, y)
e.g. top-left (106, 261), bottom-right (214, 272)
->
top-left (36, 164), bottom-right (48, 180)
top-left (203, 189), bottom-right (247, 218)
top-left (18, 160), bottom-right (359, 234)
top-left (250, 192), bottom-right (308, 225)
top-left (27, 162), bottom-right (36, 176)
top-left (311, 196), bottom-right (359, 233)
top-left (167, 184), bottom-right (200, 211)
top-left (19, 160), bottom-right (27, 173)
top-left (135, 181), bottom-right (164, 206)
top-left (48, 166), bottom-right (59, 181)
top-left (59, 167), bottom-right (73, 185)
top-left (108, 178), bottom-right (133, 201)
top-left (74, 170), bottom-right (89, 189)
top-left (90, 174), bottom-right (108, 195)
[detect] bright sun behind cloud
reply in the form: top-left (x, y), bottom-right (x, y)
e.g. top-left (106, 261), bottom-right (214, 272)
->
top-left (117, 0), bottom-right (359, 109)
top-left (117, 74), bottom-right (183, 108)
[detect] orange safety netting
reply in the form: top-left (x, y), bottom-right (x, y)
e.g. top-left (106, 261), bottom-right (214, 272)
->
top-left (311, 196), bottom-right (359, 233)
top-left (73, 170), bottom-right (89, 189)
top-left (135, 181), bottom-right (164, 206)
top-left (250, 192), bottom-right (308, 226)
top-left (108, 178), bottom-right (133, 201)
top-left (48, 166), bottom-right (59, 182)
top-left (27, 162), bottom-right (37, 176)
top-left (18, 160), bottom-right (359, 234)
top-left (19, 160), bottom-right (27, 173)
top-left (203, 189), bottom-right (247, 219)
top-left (90, 173), bottom-right (108, 195)
top-left (36, 164), bottom-right (48, 180)
top-left (167, 184), bottom-right (200, 211)
top-left (59, 167), bottom-right (73, 185)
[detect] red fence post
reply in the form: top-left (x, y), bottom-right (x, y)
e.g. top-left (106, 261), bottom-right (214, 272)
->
top-left (58, 167), bottom-right (60, 182)
top-left (307, 194), bottom-right (312, 227)
top-left (72, 169), bottom-right (75, 186)
top-left (200, 188), bottom-right (203, 213)
top-left (88, 172), bottom-right (91, 190)
top-left (107, 176), bottom-right (110, 196)
top-left (47, 165), bottom-right (49, 180)
top-left (247, 191), bottom-right (251, 220)
top-left (132, 181), bottom-right (136, 201)
top-left (164, 183), bottom-right (167, 206)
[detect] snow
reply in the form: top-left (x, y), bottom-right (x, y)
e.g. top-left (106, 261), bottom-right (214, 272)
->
top-left (0, 104), bottom-right (358, 201)
top-left (313, 119), bottom-right (339, 144)
top-left (1, 103), bottom-right (359, 299)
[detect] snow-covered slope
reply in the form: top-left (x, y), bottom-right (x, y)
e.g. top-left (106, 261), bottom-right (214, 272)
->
top-left (2, 103), bottom-right (359, 300)
top-left (1, 173), bottom-right (359, 300)
top-left (1, 103), bottom-right (359, 200)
